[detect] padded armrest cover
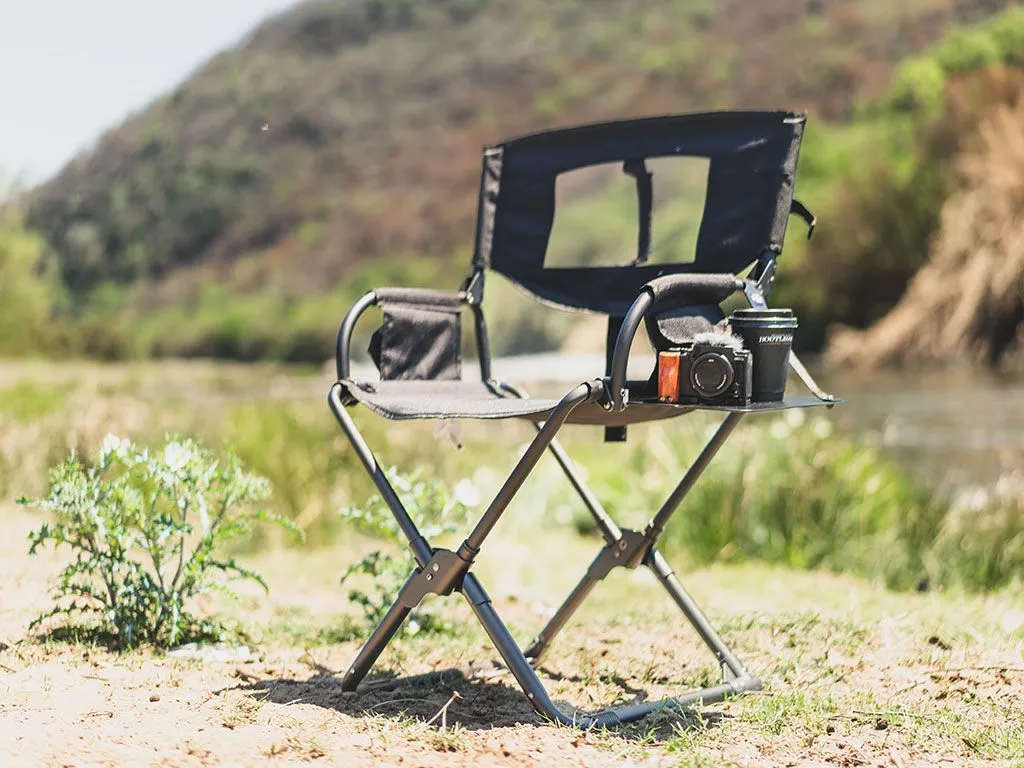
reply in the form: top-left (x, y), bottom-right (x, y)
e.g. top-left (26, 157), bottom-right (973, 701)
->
top-left (644, 273), bottom-right (743, 303)
top-left (374, 287), bottom-right (464, 309)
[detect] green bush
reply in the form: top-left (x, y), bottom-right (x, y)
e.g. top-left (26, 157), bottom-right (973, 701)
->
top-left (888, 57), bottom-right (947, 112)
top-left (989, 8), bottom-right (1024, 65)
top-left (19, 434), bottom-right (295, 649)
top-left (933, 27), bottom-right (1002, 74)
top-left (339, 468), bottom-right (479, 636)
top-left (558, 414), bottom-right (1024, 592)
top-left (0, 208), bottom-right (61, 356)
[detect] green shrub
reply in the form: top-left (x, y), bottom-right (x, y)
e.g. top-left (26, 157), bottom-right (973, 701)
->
top-left (888, 57), bottom-right (947, 112)
top-left (558, 414), bottom-right (1024, 592)
top-left (933, 27), bottom-right (1002, 74)
top-left (989, 8), bottom-right (1024, 65)
top-left (18, 434), bottom-right (294, 649)
top-left (0, 208), bottom-right (60, 356)
top-left (339, 468), bottom-right (479, 636)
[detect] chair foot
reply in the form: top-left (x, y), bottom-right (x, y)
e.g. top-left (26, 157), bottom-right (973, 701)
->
top-left (337, 568), bottom-right (760, 727)
top-left (462, 572), bottom-right (759, 728)
top-left (341, 584), bottom-right (415, 692)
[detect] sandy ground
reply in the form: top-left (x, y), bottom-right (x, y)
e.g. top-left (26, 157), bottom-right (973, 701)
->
top-left (2, 506), bottom-right (1023, 768)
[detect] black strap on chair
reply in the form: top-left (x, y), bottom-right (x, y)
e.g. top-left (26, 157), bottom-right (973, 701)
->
top-left (622, 159), bottom-right (653, 265)
top-left (604, 316), bottom-right (627, 443)
top-left (790, 198), bottom-right (816, 240)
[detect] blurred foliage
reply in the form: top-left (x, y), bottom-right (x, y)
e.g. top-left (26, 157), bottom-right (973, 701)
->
top-left (0, 207), bottom-right (63, 355)
top-left (15, 1), bottom-right (1023, 361)
top-left (556, 412), bottom-right (1024, 592)
top-left (5, 363), bottom-right (1023, 594)
top-left (0, 362), bottom-right (490, 543)
top-left (780, 8), bottom-right (1024, 350)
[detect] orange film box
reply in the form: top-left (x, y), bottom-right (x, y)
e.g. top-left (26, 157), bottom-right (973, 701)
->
top-left (658, 351), bottom-right (681, 402)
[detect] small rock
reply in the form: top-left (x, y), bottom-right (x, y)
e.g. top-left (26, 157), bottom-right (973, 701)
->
top-left (149, 694), bottom-right (161, 703)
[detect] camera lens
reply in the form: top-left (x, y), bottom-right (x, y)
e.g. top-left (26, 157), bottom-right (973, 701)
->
top-left (690, 352), bottom-right (735, 400)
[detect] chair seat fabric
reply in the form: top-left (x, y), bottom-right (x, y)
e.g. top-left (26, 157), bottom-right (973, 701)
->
top-left (341, 379), bottom-right (831, 425)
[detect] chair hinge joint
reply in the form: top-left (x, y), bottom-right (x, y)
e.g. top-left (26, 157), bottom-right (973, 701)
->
top-left (588, 529), bottom-right (651, 581)
top-left (397, 549), bottom-right (471, 609)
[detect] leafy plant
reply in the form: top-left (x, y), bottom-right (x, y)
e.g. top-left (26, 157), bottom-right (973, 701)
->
top-left (339, 468), bottom-right (479, 636)
top-left (18, 434), bottom-right (294, 649)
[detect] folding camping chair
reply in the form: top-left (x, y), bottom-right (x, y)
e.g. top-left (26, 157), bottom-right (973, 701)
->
top-left (328, 111), bottom-right (839, 727)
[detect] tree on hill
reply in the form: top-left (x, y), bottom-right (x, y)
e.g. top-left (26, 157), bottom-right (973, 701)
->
top-left (26, 0), bottom-right (1018, 307)
top-left (0, 207), bottom-right (61, 355)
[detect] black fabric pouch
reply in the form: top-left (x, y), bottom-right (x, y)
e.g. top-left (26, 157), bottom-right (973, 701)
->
top-left (369, 300), bottom-right (462, 381)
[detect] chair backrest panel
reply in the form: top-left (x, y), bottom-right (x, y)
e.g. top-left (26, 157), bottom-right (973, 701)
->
top-left (472, 111), bottom-right (805, 316)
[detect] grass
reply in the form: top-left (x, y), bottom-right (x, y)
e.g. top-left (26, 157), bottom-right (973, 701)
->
top-left (244, 551), bottom-right (1024, 765)
top-left (256, 605), bottom-right (363, 648)
top-left (4, 360), bottom-right (1023, 596)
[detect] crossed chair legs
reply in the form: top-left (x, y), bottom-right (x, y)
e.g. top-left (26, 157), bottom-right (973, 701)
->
top-left (328, 380), bottom-right (761, 728)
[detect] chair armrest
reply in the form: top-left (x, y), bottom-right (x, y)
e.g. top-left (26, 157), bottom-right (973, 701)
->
top-left (336, 292), bottom-right (381, 381)
top-left (608, 274), bottom-right (743, 411)
top-left (644, 273), bottom-right (743, 303)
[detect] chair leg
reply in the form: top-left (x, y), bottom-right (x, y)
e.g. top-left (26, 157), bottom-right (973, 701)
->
top-left (646, 549), bottom-right (751, 681)
top-left (330, 382), bottom-right (760, 727)
top-left (464, 571), bottom-right (758, 727)
top-left (523, 555), bottom-right (601, 662)
top-left (329, 384), bottom-right (433, 568)
top-left (498, 381), bottom-right (623, 547)
top-left (342, 580), bottom-right (416, 691)
top-left (526, 413), bottom-right (745, 664)
top-left (490, 411), bottom-right (761, 724)
top-left (328, 381), bottom-right (599, 692)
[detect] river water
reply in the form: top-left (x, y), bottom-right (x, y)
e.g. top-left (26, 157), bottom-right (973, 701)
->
top-left (816, 365), bottom-right (1024, 487)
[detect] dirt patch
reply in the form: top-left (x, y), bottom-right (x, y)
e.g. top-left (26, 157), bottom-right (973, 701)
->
top-left (2, 506), bottom-right (1022, 767)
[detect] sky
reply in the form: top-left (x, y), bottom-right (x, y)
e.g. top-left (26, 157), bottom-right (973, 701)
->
top-left (0, 0), bottom-right (299, 185)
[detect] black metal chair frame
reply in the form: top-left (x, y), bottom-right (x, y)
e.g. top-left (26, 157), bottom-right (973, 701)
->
top-left (327, 112), bottom-right (839, 727)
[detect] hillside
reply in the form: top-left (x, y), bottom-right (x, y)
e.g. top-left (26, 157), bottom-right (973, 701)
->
top-left (827, 67), bottom-right (1024, 368)
top-left (20, 0), bottom-right (1024, 360)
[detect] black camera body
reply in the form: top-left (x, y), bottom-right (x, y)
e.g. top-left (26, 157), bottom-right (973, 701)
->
top-left (675, 339), bottom-right (752, 406)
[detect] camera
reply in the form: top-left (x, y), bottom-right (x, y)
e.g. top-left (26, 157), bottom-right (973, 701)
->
top-left (657, 331), bottom-right (752, 406)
